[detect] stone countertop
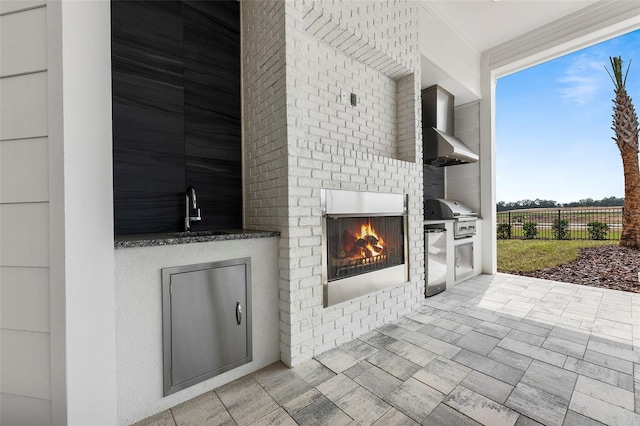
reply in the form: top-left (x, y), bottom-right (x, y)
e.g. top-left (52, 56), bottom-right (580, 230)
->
top-left (423, 218), bottom-right (483, 225)
top-left (114, 229), bottom-right (280, 249)
top-left (423, 219), bottom-right (454, 225)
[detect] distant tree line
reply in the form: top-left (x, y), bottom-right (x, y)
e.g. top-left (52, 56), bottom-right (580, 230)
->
top-left (496, 196), bottom-right (624, 212)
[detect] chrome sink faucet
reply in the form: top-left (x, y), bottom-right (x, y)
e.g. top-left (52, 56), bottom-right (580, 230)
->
top-left (185, 186), bottom-right (202, 231)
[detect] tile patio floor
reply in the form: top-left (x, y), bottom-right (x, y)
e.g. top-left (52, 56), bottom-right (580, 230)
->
top-left (137, 273), bottom-right (640, 425)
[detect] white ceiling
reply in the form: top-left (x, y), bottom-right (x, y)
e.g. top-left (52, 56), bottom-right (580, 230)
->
top-left (420, 0), bottom-right (603, 102)
top-left (425, 0), bottom-right (599, 53)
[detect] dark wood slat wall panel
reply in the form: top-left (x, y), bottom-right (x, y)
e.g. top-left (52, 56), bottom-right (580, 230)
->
top-left (114, 193), bottom-right (185, 233)
top-left (183, 1), bottom-right (242, 231)
top-left (423, 165), bottom-right (445, 200)
top-left (184, 158), bottom-right (242, 230)
top-left (112, 1), bottom-right (184, 59)
top-left (112, 0), bottom-right (185, 234)
top-left (112, 0), bottom-right (242, 235)
top-left (183, 0), bottom-right (240, 32)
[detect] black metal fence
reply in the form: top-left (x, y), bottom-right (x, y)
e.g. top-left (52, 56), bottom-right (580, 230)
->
top-left (496, 208), bottom-right (623, 240)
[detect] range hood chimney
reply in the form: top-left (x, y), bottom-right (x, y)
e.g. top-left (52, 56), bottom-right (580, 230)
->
top-left (422, 85), bottom-right (479, 167)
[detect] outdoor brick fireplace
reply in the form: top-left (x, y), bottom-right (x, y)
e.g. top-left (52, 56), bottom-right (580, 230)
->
top-left (322, 189), bottom-right (408, 307)
top-left (243, 0), bottom-right (424, 366)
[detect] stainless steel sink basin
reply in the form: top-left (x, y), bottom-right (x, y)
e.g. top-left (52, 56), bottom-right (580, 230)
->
top-left (168, 230), bottom-right (229, 238)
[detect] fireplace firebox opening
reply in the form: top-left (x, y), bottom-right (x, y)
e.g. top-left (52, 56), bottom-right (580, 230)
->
top-left (326, 216), bottom-right (404, 281)
top-left (322, 189), bottom-right (408, 307)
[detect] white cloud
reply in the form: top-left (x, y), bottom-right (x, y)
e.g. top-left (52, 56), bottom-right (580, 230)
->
top-left (558, 54), bottom-right (607, 105)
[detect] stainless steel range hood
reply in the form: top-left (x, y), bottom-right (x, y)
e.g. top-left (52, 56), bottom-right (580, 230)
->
top-left (422, 85), bottom-right (479, 167)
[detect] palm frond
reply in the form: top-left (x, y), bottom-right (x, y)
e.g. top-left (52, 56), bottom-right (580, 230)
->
top-left (623, 58), bottom-right (632, 87)
top-left (608, 56), bottom-right (624, 90)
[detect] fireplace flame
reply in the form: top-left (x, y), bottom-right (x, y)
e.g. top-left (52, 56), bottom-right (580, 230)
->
top-left (355, 222), bottom-right (384, 258)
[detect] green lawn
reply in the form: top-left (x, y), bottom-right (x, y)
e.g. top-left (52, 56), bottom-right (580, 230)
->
top-left (497, 239), bottom-right (617, 272)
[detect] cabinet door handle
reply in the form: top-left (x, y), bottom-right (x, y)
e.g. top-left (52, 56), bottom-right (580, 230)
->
top-left (236, 300), bottom-right (242, 325)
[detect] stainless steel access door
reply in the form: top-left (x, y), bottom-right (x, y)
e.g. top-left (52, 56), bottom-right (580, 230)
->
top-left (455, 242), bottom-right (474, 281)
top-left (163, 258), bottom-right (251, 396)
top-left (425, 228), bottom-right (447, 297)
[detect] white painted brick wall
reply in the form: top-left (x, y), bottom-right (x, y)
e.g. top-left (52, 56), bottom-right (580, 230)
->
top-left (242, 0), bottom-right (288, 232)
top-left (244, 0), bottom-right (424, 367)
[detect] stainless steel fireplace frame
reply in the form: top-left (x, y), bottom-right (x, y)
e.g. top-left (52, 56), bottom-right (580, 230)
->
top-left (321, 189), bottom-right (409, 307)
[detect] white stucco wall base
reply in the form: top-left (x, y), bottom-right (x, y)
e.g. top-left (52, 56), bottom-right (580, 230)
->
top-left (114, 237), bottom-right (280, 425)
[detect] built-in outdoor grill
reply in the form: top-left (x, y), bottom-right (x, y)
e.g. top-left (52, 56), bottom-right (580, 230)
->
top-left (424, 198), bottom-right (478, 239)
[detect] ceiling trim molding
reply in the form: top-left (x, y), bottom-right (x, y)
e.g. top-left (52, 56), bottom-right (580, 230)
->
top-left (485, 0), bottom-right (640, 76)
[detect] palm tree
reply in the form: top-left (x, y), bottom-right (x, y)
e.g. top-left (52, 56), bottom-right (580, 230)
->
top-left (607, 56), bottom-right (640, 248)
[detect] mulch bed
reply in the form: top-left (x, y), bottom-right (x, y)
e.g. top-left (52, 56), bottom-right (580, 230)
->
top-left (509, 245), bottom-right (640, 293)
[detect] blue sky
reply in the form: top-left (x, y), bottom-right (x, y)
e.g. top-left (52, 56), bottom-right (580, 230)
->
top-left (496, 29), bottom-right (640, 204)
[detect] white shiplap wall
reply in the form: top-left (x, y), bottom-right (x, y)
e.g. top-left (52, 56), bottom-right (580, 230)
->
top-left (0, 2), bottom-right (53, 425)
